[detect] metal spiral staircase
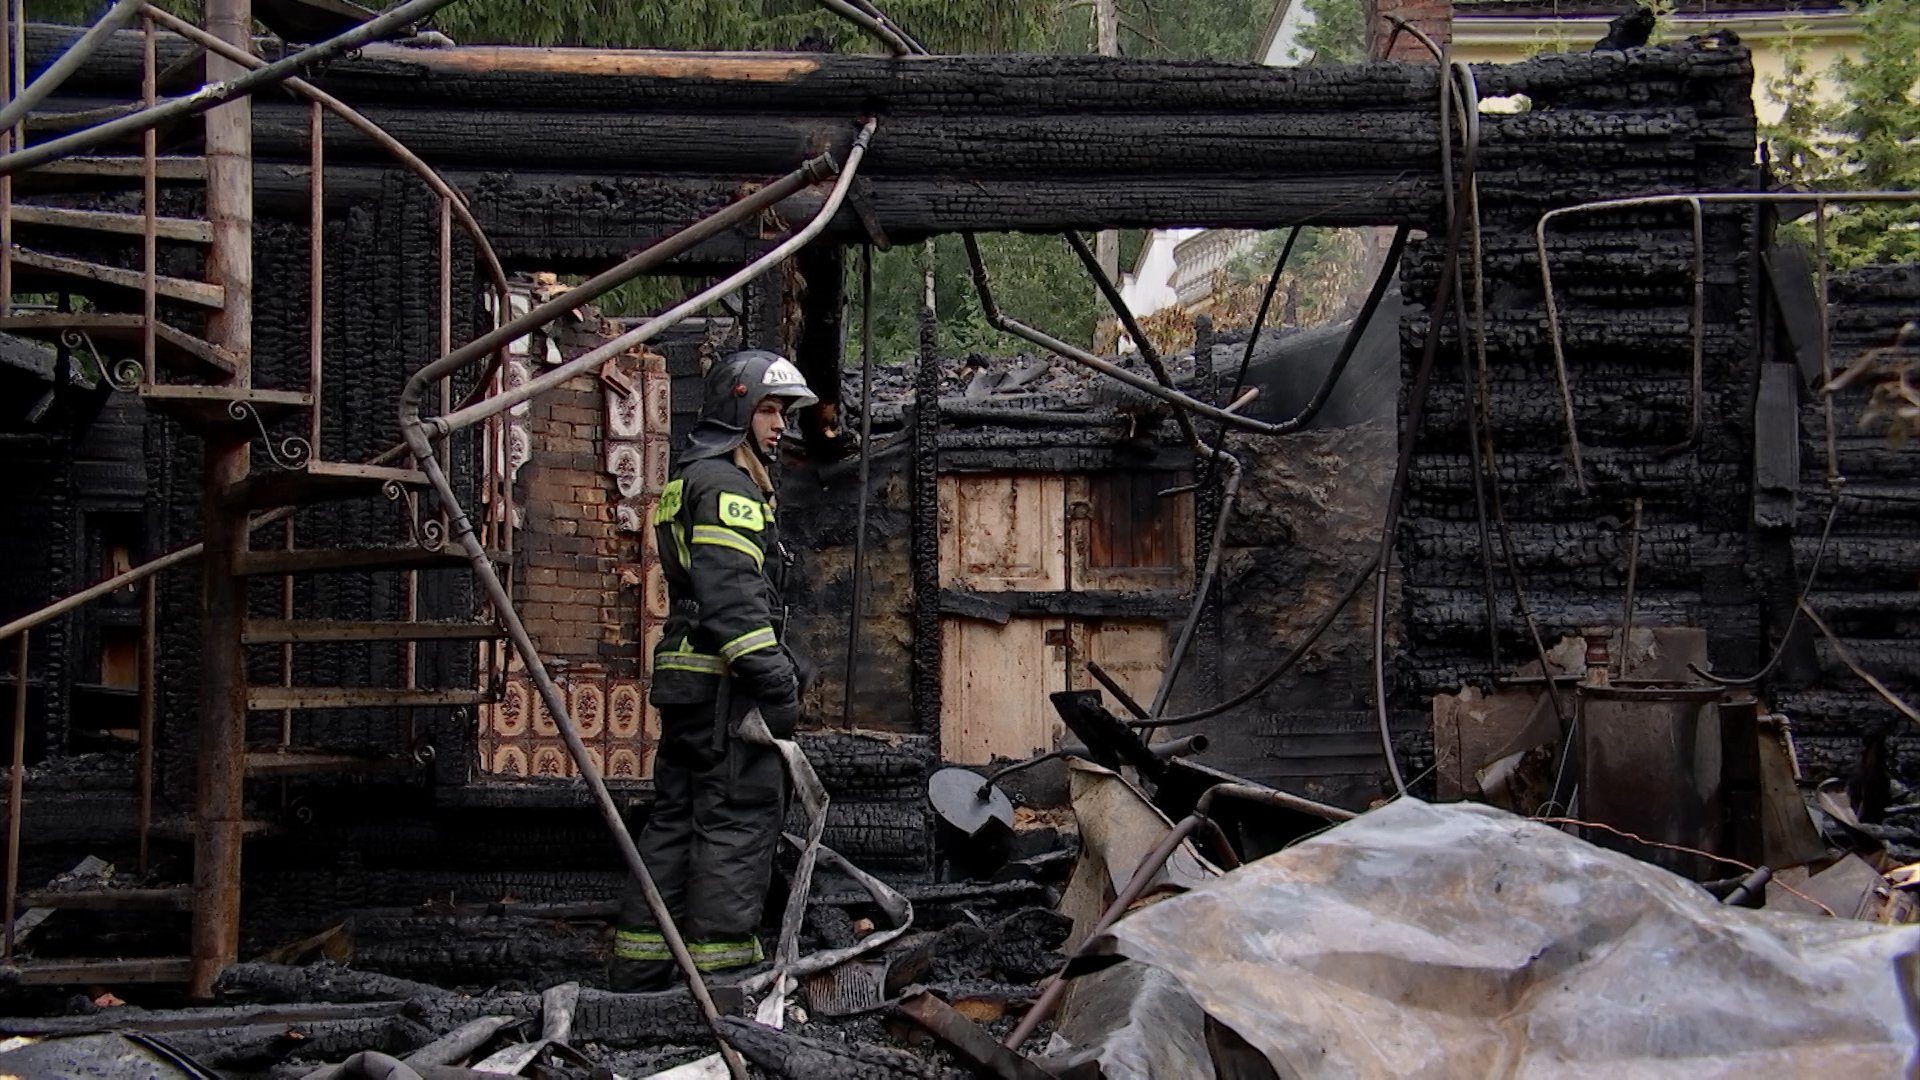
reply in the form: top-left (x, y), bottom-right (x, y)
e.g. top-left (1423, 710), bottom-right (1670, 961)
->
top-left (0, 0), bottom-right (509, 996)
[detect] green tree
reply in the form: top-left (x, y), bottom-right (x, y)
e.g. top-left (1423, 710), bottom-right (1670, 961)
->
top-left (1294, 0), bottom-right (1364, 64)
top-left (1764, 0), bottom-right (1920, 270)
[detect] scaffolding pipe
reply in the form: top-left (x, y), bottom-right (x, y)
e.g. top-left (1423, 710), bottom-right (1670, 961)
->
top-left (0, 0), bottom-right (462, 176)
top-left (0, 0), bottom-right (143, 133)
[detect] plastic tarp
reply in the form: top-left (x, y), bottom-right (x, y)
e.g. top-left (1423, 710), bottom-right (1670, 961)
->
top-left (1088, 798), bottom-right (1920, 1078)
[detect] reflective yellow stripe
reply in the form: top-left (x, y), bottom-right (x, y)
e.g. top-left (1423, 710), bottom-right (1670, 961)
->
top-left (656, 650), bottom-right (726, 675)
top-left (719, 626), bottom-right (778, 662)
top-left (691, 524), bottom-right (764, 570)
top-left (614, 929), bottom-right (670, 961)
top-left (687, 937), bottom-right (763, 970)
top-left (670, 522), bottom-right (691, 570)
top-left (654, 478), bottom-right (684, 524)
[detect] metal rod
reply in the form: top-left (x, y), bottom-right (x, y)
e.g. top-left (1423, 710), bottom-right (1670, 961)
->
top-left (429, 127), bottom-right (873, 436)
top-left (1799, 598), bottom-right (1920, 724)
top-left (278, 519), bottom-right (294, 749)
top-left (1002, 779), bottom-right (1354, 1048)
top-left (811, 0), bottom-right (914, 55)
top-left (397, 121), bottom-right (874, 1080)
top-left (397, 149), bottom-right (839, 429)
top-left (4, 633), bottom-right (24, 959)
top-left (0, 0), bottom-right (144, 133)
top-left (1618, 497), bottom-right (1642, 680)
top-left (1687, 197), bottom-right (1705, 444)
top-left (0, 0), bottom-right (11, 320)
top-left (1065, 229), bottom-right (1197, 451)
top-left (308, 99), bottom-right (324, 456)
top-left (137, 575), bottom-right (155, 872)
top-left (137, 4), bottom-right (514, 404)
top-left (0, 0), bottom-right (465, 176)
top-left (1149, 459), bottom-right (1239, 718)
top-left (1534, 190), bottom-right (1920, 493)
top-left (1085, 659), bottom-right (1148, 720)
top-left (140, 14), bottom-right (156, 383)
top-left (1815, 208), bottom-right (1838, 483)
top-left (841, 245), bottom-right (875, 729)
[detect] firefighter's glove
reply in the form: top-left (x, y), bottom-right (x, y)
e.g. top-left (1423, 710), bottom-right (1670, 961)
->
top-left (758, 696), bottom-right (802, 738)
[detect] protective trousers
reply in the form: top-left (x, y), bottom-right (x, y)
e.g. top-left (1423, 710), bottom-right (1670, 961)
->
top-left (611, 697), bottom-right (787, 991)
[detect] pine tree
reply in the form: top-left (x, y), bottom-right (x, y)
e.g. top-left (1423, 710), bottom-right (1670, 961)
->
top-left (1764, 0), bottom-right (1920, 270)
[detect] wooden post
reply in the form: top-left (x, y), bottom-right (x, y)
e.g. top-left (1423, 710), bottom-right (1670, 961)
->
top-left (190, 0), bottom-right (255, 1001)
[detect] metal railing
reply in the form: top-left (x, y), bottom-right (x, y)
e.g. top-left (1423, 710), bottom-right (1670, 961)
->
top-left (0, 1), bottom-right (523, 965)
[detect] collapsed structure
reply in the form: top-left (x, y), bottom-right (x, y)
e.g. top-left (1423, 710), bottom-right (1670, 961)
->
top-left (0, 1), bottom-right (1916, 1075)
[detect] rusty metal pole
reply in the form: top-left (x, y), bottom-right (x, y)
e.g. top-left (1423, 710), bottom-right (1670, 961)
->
top-left (137, 577), bottom-right (157, 872)
top-left (190, 0), bottom-right (255, 1001)
top-left (141, 14), bottom-right (157, 380)
top-left (5, 634), bottom-right (25, 959)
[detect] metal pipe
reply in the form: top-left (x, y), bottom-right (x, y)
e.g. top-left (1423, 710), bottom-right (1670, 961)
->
top-left (0, 0), bottom-right (464, 176)
top-left (1001, 779), bottom-right (1353, 1048)
top-left (405, 450), bottom-right (752, 1080)
top-left (1141, 552), bottom-right (1379, 728)
top-left (1722, 865), bottom-right (1770, 906)
top-left (1196, 780), bottom-right (1354, 823)
top-left (136, 574), bottom-right (155, 872)
top-left (137, 3), bottom-right (514, 401)
top-left (4, 634), bottom-right (23, 959)
top-left (140, 14), bottom-right (155, 383)
top-left (1085, 659), bottom-right (1148, 719)
top-left (308, 98), bottom-right (324, 455)
top-left (430, 125), bottom-right (872, 436)
top-left (0, 0), bottom-right (144, 134)
top-left (1002, 812), bottom-right (1203, 1049)
top-left (1150, 733), bottom-right (1208, 759)
top-left (1533, 190), bottom-right (1920, 493)
top-left (407, 147), bottom-right (846, 435)
top-left (810, 0), bottom-right (914, 55)
top-left (1065, 229), bottom-right (1198, 451)
top-left (396, 121), bottom-right (874, 1080)
top-left (1618, 497), bottom-right (1642, 679)
top-left (841, 245), bottom-right (875, 729)
top-left (1149, 457), bottom-right (1239, 718)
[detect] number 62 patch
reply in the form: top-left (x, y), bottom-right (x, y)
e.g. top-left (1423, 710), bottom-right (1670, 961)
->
top-left (717, 492), bottom-right (766, 531)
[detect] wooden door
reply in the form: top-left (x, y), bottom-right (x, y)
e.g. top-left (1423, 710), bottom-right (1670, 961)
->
top-left (940, 617), bottom-right (1068, 763)
top-left (938, 473), bottom-right (1066, 592)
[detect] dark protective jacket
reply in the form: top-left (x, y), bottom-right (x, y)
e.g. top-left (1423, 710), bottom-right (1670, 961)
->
top-left (648, 454), bottom-right (801, 731)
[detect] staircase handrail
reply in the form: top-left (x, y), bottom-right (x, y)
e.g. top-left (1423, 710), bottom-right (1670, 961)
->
top-left (0, 0), bottom-right (463, 177)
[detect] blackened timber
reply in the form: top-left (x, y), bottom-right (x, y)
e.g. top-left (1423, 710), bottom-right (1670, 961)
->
top-left (32, 29), bottom-right (1756, 237)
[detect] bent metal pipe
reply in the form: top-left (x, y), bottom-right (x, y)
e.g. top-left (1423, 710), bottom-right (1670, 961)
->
top-left (398, 119), bottom-right (876, 1078)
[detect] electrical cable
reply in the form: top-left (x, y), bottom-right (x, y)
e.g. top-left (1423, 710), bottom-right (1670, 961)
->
top-left (1129, 553), bottom-right (1379, 727)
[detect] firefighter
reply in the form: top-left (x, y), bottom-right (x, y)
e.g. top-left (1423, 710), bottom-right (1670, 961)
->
top-left (610, 349), bottom-right (817, 992)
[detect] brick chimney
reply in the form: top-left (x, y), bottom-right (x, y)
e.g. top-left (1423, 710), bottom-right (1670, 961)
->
top-left (1366, 0), bottom-right (1451, 62)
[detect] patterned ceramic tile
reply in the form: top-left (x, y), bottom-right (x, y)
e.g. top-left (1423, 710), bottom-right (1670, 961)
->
top-left (571, 681), bottom-right (607, 739)
top-left (491, 744), bottom-right (528, 776)
top-left (531, 743), bottom-right (569, 778)
top-left (609, 680), bottom-right (644, 741)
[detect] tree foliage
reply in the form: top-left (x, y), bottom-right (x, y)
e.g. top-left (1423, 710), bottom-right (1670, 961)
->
top-left (24, 0), bottom-right (1281, 363)
top-left (1764, 0), bottom-right (1920, 270)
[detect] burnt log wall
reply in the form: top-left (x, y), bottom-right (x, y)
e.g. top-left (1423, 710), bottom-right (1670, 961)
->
top-left (1395, 44), bottom-right (1764, 756)
top-left (1780, 264), bottom-right (1920, 778)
